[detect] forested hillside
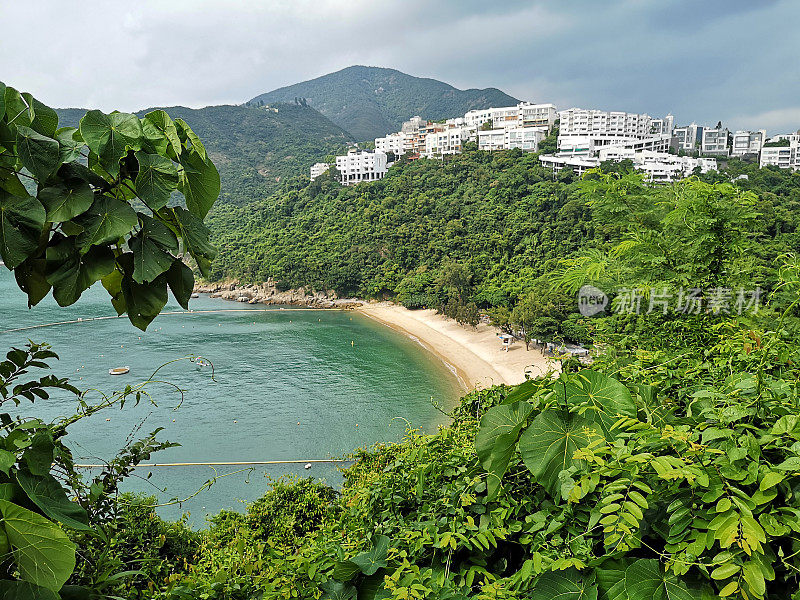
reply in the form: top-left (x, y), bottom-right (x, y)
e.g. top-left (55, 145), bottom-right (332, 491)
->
top-left (207, 149), bottom-right (800, 328)
top-left (57, 102), bottom-right (352, 205)
top-left (250, 65), bottom-right (520, 140)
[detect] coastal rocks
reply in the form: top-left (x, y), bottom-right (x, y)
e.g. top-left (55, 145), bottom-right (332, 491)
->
top-left (193, 280), bottom-right (363, 309)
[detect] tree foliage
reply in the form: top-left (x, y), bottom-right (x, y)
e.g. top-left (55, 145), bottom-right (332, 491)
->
top-left (1, 82), bottom-right (219, 330)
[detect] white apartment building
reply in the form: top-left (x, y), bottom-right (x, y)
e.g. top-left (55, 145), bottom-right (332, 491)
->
top-left (335, 149), bottom-right (388, 186)
top-left (477, 128), bottom-right (507, 151)
top-left (538, 154), bottom-right (600, 177)
top-left (650, 114), bottom-right (674, 136)
top-left (700, 127), bottom-right (730, 156)
top-left (541, 148), bottom-right (716, 182)
top-left (731, 130), bottom-right (767, 156)
top-left (375, 133), bottom-right (406, 155)
top-left (424, 127), bottom-right (474, 158)
top-left (464, 103), bottom-right (557, 131)
top-left (505, 126), bottom-right (547, 151)
top-left (310, 162), bottom-right (330, 180)
top-left (556, 134), bottom-right (671, 156)
top-left (673, 123), bottom-right (703, 153)
top-left (558, 108), bottom-right (653, 139)
top-left (760, 135), bottom-right (800, 170)
top-left (401, 116), bottom-right (425, 134)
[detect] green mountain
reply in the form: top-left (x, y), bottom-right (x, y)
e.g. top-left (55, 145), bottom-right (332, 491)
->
top-left (56, 103), bottom-right (352, 205)
top-left (249, 65), bottom-right (520, 141)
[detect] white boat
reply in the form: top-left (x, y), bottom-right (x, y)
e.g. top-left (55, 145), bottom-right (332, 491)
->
top-left (191, 292), bottom-right (200, 298)
top-left (108, 366), bottom-right (130, 376)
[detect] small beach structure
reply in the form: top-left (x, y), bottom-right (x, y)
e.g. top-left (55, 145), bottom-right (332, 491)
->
top-left (498, 333), bottom-right (515, 352)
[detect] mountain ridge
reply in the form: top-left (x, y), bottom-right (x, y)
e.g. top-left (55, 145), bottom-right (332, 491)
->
top-left (249, 65), bottom-right (520, 140)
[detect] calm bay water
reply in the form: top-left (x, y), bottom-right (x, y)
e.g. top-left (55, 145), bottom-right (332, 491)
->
top-left (0, 270), bottom-right (459, 525)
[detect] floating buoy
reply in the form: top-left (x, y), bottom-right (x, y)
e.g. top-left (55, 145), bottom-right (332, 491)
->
top-left (304, 463), bottom-right (312, 470)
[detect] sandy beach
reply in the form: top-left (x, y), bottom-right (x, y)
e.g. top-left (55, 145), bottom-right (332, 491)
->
top-left (357, 303), bottom-right (557, 391)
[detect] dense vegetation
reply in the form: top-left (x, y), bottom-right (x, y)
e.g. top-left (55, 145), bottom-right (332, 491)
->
top-left (9, 78), bottom-right (800, 600)
top-left (250, 66), bottom-right (519, 141)
top-left (57, 102), bottom-right (352, 206)
top-left (0, 82), bottom-right (219, 596)
top-left (207, 144), bottom-right (800, 344)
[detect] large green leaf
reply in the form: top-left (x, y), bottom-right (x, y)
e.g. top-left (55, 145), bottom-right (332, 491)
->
top-left (16, 471), bottom-right (90, 531)
top-left (172, 207), bottom-right (217, 277)
top-left (0, 190), bottom-right (46, 269)
top-left (119, 253), bottom-right (168, 330)
top-left (166, 259), bottom-right (194, 310)
top-left (134, 151), bottom-right (178, 210)
top-left (38, 182), bottom-right (93, 223)
top-left (129, 214), bottom-right (178, 283)
top-left (46, 240), bottom-right (116, 306)
top-left (475, 401), bottom-right (534, 500)
top-left (357, 570), bottom-right (390, 600)
top-left (350, 535), bottom-right (390, 576)
top-left (142, 110), bottom-right (181, 157)
top-left (55, 127), bottom-right (84, 164)
top-left (531, 569), bottom-right (598, 600)
top-left (0, 580), bottom-right (59, 600)
top-left (624, 560), bottom-right (695, 600)
top-left (502, 378), bottom-right (541, 404)
top-left (0, 81), bottom-right (6, 121)
top-left (0, 499), bottom-right (76, 591)
top-left (29, 98), bottom-right (58, 138)
top-left (558, 371), bottom-right (636, 437)
top-left (74, 195), bottom-right (137, 250)
top-left (15, 126), bottom-right (60, 182)
top-left (21, 433), bottom-right (54, 476)
top-left (178, 149), bottom-right (220, 219)
top-left (4, 86), bottom-right (34, 129)
top-left (175, 118), bottom-right (207, 160)
top-left (13, 258), bottom-right (50, 306)
top-left (78, 110), bottom-right (143, 176)
top-left (519, 410), bottom-right (598, 498)
top-left (320, 581), bottom-right (357, 600)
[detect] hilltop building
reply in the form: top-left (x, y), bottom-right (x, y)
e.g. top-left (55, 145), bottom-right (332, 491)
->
top-left (673, 123), bottom-right (703, 153)
top-left (335, 149), bottom-right (388, 185)
top-left (464, 102), bottom-right (557, 131)
top-left (700, 127), bottom-right (731, 156)
top-left (310, 162), bottom-right (330, 180)
top-left (731, 130), bottom-right (767, 156)
top-left (540, 149), bottom-right (716, 182)
top-left (555, 108), bottom-right (671, 156)
top-left (760, 133), bottom-right (800, 170)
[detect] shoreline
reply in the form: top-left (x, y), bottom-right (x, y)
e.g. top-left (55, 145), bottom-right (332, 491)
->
top-left (356, 303), bottom-right (555, 391)
top-left (195, 281), bottom-right (556, 391)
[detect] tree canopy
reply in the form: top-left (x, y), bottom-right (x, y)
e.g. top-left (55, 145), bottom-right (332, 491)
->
top-left (1, 82), bottom-right (220, 329)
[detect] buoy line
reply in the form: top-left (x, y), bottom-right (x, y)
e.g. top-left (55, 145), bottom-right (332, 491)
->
top-left (0, 307), bottom-right (345, 334)
top-left (75, 459), bottom-right (351, 468)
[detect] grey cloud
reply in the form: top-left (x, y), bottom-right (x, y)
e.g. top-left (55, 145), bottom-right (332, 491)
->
top-left (0, 0), bottom-right (797, 133)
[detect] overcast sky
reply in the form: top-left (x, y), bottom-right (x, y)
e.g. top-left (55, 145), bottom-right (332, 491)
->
top-left (2, 0), bottom-right (798, 133)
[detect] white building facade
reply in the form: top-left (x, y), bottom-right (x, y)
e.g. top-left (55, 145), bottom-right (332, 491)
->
top-left (464, 102), bottom-right (557, 131)
top-left (310, 162), bottom-right (330, 180)
top-left (700, 127), bottom-right (730, 156)
top-left (760, 135), bottom-right (800, 170)
top-left (673, 123), bottom-right (703, 153)
top-left (731, 130), bottom-right (767, 156)
top-left (375, 133), bottom-right (406, 156)
top-left (335, 150), bottom-right (388, 185)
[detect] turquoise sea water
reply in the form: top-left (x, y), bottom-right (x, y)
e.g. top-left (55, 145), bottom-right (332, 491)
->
top-left (0, 270), bottom-right (459, 525)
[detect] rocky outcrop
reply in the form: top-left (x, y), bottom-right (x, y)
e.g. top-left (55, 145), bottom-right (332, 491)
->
top-left (193, 279), bottom-right (364, 309)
